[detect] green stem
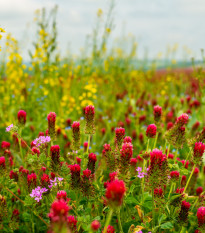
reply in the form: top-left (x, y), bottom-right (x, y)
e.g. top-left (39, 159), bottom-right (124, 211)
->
top-left (146, 139), bottom-right (150, 151)
top-left (191, 197), bottom-right (198, 212)
top-left (153, 132), bottom-right (158, 149)
top-left (87, 134), bottom-right (91, 153)
top-left (183, 164), bottom-right (196, 193)
top-left (184, 151), bottom-right (191, 167)
top-left (166, 143), bottom-right (170, 157)
top-left (117, 209), bottom-right (124, 233)
top-left (103, 208), bottom-right (113, 233)
top-left (173, 149), bottom-right (178, 164)
top-left (18, 128), bottom-right (23, 161)
top-left (164, 140), bottom-right (167, 154)
top-left (152, 189), bottom-right (155, 229)
top-left (168, 182), bottom-right (174, 200)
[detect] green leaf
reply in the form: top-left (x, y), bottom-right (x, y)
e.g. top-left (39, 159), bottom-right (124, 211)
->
top-left (160, 221), bottom-right (174, 229)
top-left (125, 196), bottom-right (138, 205)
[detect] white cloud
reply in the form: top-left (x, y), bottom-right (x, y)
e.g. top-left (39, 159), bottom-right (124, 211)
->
top-left (0, 0), bottom-right (205, 59)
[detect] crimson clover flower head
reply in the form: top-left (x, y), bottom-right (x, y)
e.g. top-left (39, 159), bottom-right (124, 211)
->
top-left (167, 122), bottom-right (174, 130)
top-left (115, 127), bottom-right (125, 148)
top-left (57, 190), bottom-right (67, 201)
top-left (130, 158), bottom-right (137, 166)
top-left (12, 209), bottom-right (20, 218)
top-left (27, 173), bottom-right (37, 186)
top-left (176, 113), bottom-right (189, 126)
top-left (102, 225), bottom-right (115, 233)
top-left (194, 167), bottom-right (200, 176)
top-left (89, 153), bottom-right (97, 162)
top-left (51, 145), bottom-right (60, 153)
top-left (193, 142), bottom-right (205, 164)
top-left (69, 164), bottom-right (81, 173)
top-left (85, 105), bottom-right (95, 115)
top-left (83, 168), bottom-right (92, 178)
top-left (47, 112), bottom-right (56, 122)
top-left (178, 200), bottom-right (191, 224)
top-left (176, 188), bottom-right (185, 194)
top-left (105, 179), bottom-right (126, 208)
top-left (41, 173), bottom-right (50, 186)
top-left (123, 136), bottom-right (132, 143)
top-left (67, 215), bottom-right (77, 231)
top-left (72, 121), bottom-right (80, 150)
top-left (49, 199), bottom-right (70, 221)
top-left (9, 170), bottom-right (18, 181)
top-left (109, 171), bottom-right (117, 182)
top-left (30, 186), bottom-right (48, 202)
top-left (154, 187), bottom-right (163, 197)
top-left (1, 141), bottom-right (10, 149)
top-left (120, 142), bottom-right (133, 159)
top-left (196, 187), bottom-right (203, 196)
top-left (17, 110), bottom-right (26, 125)
top-left (32, 147), bottom-right (40, 156)
top-left (153, 105), bottom-right (162, 122)
top-left (91, 220), bottom-right (101, 231)
top-left (72, 121), bottom-right (80, 129)
top-left (197, 206), bottom-right (205, 230)
top-left (0, 156), bottom-right (5, 168)
top-left (150, 149), bottom-right (166, 166)
top-left (85, 105), bottom-right (95, 134)
top-left (115, 127), bottom-right (125, 139)
top-left (170, 171), bottom-right (180, 182)
top-left (146, 124), bottom-right (157, 138)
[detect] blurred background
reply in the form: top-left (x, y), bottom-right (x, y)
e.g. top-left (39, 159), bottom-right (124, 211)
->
top-left (1, 0), bottom-right (205, 60)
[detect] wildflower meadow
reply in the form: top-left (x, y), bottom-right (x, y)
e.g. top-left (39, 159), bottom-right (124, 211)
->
top-left (0, 4), bottom-right (205, 233)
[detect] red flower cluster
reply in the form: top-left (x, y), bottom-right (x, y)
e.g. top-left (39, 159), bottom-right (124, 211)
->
top-left (102, 225), bottom-right (115, 233)
top-left (197, 207), bottom-right (205, 230)
top-left (170, 171), bottom-right (180, 182)
top-left (105, 179), bottom-right (126, 208)
top-left (57, 190), bottom-right (67, 201)
top-left (91, 220), bottom-right (101, 231)
top-left (50, 145), bottom-right (60, 171)
top-left (85, 105), bottom-right (95, 134)
top-left (18, 110), bottom-right (26, 126)
top-left (176, 113), bottom-right (189, 126)
top-left (123, 136), bottom-right (132, 143)
top-left (120, 142), bottom-right (133, 159)
top-left (67, 215), bottom-right (78, 232)
top-left (146, 124), bottom-right (157, 138)
top-left (47, 112), bottom-right (56, 140)
top-left (178, 200), bottom-right (191, 224)
top-left (69, 164), bottom-right (81, 189)
top-left (72, 121), bottom-right (80, 151)
top-left (0, 156), bottom-right (6, 169)
top-left (196, 187), bottom-right (203, 196)
top-left (41, 173), bottom-right (50, 187)
top-left (1, 141), bottom-right (10, 150)
top-left (27, 173), bottom-right (37, 188)
top-left (193, 142), bottom-right (205, 164)
top-left (115, 127), bottom-right (125, 149)
top-left (154, 188), bottom-right (163, 197)
top-left (153, 105), bottom-right (162, 122)
top-left (48, 199), bottom-right (70, 222)
top-left (88, 153), bottom-right (97, 174)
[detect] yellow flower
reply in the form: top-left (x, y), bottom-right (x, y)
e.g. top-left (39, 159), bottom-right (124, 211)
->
top-left (97, 9), bottom-right (103, 17)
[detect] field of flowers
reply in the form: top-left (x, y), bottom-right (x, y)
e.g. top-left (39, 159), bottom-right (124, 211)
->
top-left (0, 7), bottom-right (205, 233)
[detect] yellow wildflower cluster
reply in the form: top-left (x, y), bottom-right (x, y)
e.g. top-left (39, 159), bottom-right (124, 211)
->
top-left (0, 28), bottom-right (5, 51)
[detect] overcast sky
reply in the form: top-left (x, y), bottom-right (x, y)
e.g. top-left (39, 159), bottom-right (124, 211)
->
top-left (0, 0), bottom-right (205, 60)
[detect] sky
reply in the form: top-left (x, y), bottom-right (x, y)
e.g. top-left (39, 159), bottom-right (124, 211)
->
top-left (0, 0), bottom-right (205, 60)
